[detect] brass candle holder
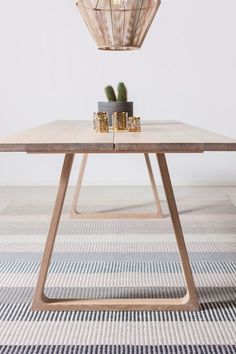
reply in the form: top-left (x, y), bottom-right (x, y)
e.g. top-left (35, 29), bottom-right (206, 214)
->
top-left (128, 116), bottom-right (141, 132)
top-left (112, 112), bottom-right (128, 131)
top-left (95, 112), bottom-right (109, 133)
top-left (93, 112), bottom-right (98, 130)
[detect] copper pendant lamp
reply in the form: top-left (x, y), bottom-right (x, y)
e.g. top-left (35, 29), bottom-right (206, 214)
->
top-left (75, 0), bottom-right (161, 51)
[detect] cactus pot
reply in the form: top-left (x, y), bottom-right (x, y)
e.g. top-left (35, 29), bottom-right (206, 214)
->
top-left (98, 101), bottom-right (133, 126)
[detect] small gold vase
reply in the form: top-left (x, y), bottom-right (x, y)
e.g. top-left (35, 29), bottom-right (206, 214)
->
top-left (96, 112), bottom-right (109, 133)
top-left (112, 112), bottom-right (128, 131)
top-left (128, 116), bottom-right (141, 132)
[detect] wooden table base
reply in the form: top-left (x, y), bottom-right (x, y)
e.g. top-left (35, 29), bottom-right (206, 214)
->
top-left (70, 153), bottom-right (163, 219)
top-left (32, 153), bottom-right (199, 312)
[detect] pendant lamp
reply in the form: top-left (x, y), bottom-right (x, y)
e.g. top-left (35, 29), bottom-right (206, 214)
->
top-left (75, 0), bottom-right (161, 50)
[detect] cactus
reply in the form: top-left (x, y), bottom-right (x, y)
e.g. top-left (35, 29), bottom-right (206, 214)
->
top-left (104, 82), bottom-right (128, 102)
top-left (105, 85), bottom-right (116, 101)
top-left (117, 82), bottom-right (127, 102)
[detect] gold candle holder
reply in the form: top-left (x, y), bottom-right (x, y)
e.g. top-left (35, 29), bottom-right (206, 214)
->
top-left (93, 112), bottom-right (97, 130)
top-left (112, 112), bottom-right (128, 131)
top-left (96, 112), bottom-right (109, 133)
top-left (128, 116), bottom-right (141, 132)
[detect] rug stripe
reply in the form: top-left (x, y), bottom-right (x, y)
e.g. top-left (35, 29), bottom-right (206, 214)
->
top-left (0, 271), bottom-right (235, 288)
top-left (0, 302), bottom-right (235, 322)
top-left (0, 261), bottom-right (235, 274)
top-left (0, 219), bottom-right (235, 235)
top-left (0, 233), bottom-right (235, 242)
top-left (0, 320), bottom-right (235, 345)
top-left (0, 252), bottom-right (235, 263)
top-left (1, 286), bottom-right (235, 304)
top-left (0, 241), bottom-right (235, 253)
top-left (0, 345), bottom-right (235, 354)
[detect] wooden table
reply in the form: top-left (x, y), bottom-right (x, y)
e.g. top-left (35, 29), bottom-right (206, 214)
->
top-left (0, 120), bottom-right (235, 312)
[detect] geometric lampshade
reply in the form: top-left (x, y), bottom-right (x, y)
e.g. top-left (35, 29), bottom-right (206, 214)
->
top-left (75, 0), bottom-right (161, 50)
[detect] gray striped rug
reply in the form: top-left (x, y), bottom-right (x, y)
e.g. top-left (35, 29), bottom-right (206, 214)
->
top-left (0, 200), bottom-right (235, 354)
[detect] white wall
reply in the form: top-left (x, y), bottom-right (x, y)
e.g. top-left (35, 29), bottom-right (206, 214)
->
top-left (0, 0), bottom-right (236, 186)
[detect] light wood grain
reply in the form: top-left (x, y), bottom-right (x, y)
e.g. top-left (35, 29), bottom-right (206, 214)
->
top-left (0, 120), bottom-right (236, 153)
top-left (32, 296), bottom-right (197, 312)
top-left (0, 121), bottom-right (114, 152)
top-left (114, 121), bottom-right (236, 152)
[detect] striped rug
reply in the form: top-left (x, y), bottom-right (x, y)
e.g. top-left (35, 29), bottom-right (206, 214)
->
top-left (0, 198), bottom-right (235, 353)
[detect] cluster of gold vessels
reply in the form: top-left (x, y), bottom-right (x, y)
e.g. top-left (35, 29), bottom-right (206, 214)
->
top-left (93, 112), bottom-right (141, 133)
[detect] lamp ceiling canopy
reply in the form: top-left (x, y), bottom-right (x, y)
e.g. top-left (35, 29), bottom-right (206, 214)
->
top-left (75, 0), bottom-right (161, 51)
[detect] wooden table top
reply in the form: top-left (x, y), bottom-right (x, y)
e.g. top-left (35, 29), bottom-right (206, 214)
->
top-left (0, 120), bottom-right (235, 153)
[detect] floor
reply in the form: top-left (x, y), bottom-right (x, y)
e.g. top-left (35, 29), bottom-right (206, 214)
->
top-left (1, 185), bottom-right (236, 212)
top-left (0, 186), bottom-right (235, 353)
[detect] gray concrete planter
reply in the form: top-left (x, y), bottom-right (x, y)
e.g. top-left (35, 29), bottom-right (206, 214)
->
top-left (98, 101), bottom-right (133, 125)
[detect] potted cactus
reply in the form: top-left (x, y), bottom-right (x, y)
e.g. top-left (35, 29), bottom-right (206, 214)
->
top-left (98, 82), bottom-right (133, 125)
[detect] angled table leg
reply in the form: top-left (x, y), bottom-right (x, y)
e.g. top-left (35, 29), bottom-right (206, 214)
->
top-left (70, 153), bottom-right (88, 217)
top-left (32, 152), bottom-right (199, 312)
top-left (70, 153), bottom-right (163, 219)
top-left (156, 153), bottom-right (199, 310)
top-left (144, 153), bottom-right (163, 217)
top-left (32, 153), bottom-right (74, 309)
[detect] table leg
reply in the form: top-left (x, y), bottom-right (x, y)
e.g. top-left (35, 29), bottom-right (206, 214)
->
top-left (32, 153), bottom-right (74, 310)
top-left (156, 153), bottom-right (199, 310)
top-left (32, 152), bottom-right (199, 312)
top-left (70, 153), bottom-right (163, 219)
top-left (144, 153), bottom-right (163, 217)
top-left (70, 153), bottom-right (88, 218)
